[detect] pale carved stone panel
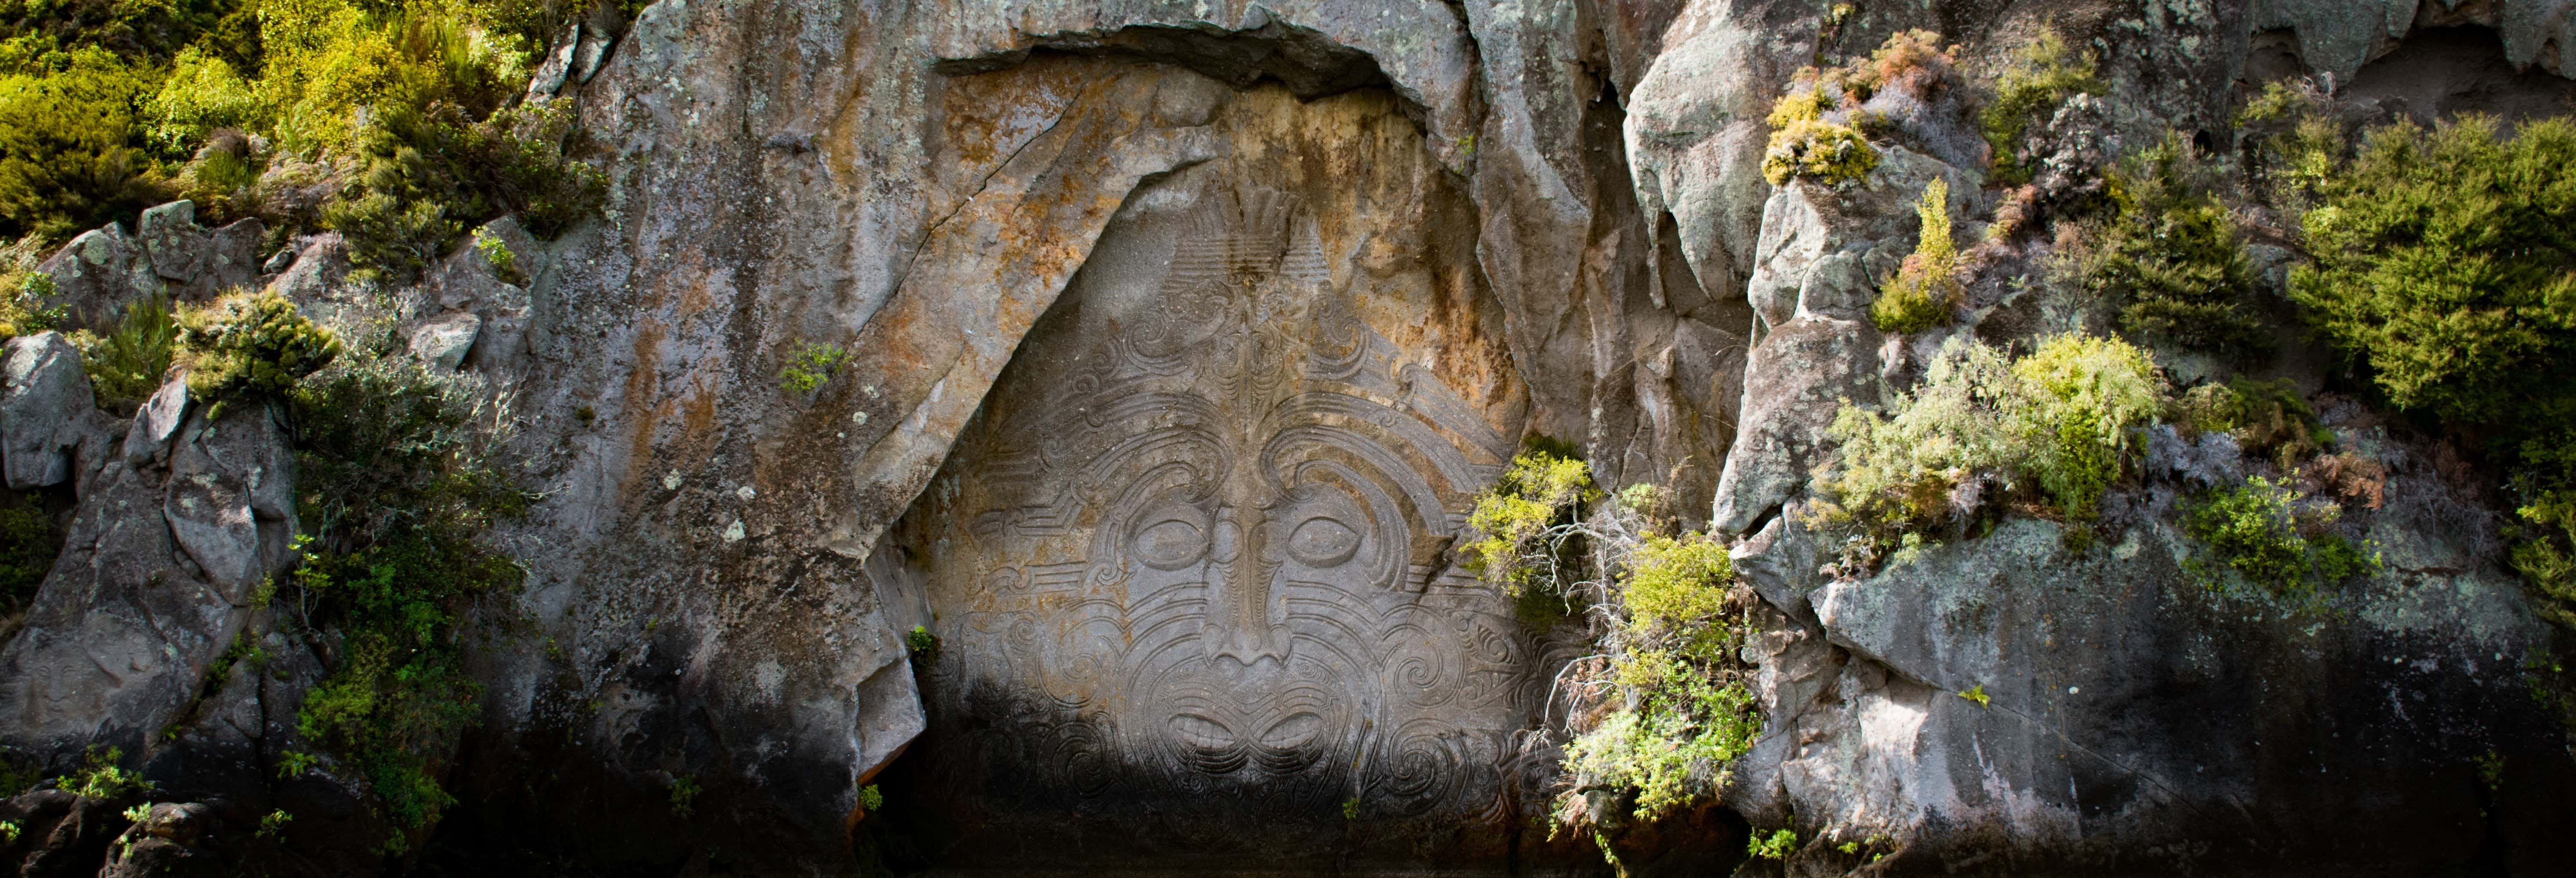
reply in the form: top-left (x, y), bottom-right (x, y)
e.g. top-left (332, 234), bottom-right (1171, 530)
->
top-left (887, 91), bottom-right (1534, 848)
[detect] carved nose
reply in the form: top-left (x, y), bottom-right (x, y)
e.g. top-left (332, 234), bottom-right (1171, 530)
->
top-left (1205, 508), bottom-right (1287, 664)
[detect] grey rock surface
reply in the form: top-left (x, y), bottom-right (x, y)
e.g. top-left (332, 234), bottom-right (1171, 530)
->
top-left (408, 312), bottom-right (483, 371)
top-left (0, 1), bottom-right (2569, 874)
top-left (0, 391), bottom-right (295, 768)
top-left (1, 333), bottom-right (96, 490)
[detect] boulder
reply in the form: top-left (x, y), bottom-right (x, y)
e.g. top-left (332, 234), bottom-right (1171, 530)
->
top-left (0, 389), bottom-right (295, 767)
top-left (137, 201), bottom-right (207, 284)
top-left (0, 332), bottom-right (97, 489)
top-left (32, 225), bottom-right (155, 333)
top-left (407, 312), bottom-right (483, 372)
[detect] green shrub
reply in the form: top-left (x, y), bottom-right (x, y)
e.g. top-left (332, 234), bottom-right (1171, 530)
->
top-left (2290, 116), bottom-right (2576, 429)
top-left (904, 625), bottom-right (939, 664)
top-left (69, 297), bottom-right (176, 410)
top-left (777, 339), bottom-right (848, 395)
top-left (2181, 476), bottom-right (2374, 599)
top-left (1817, 334), bottom-right (2165, 552)
top-left (0, 45), bottom-right (168, 240)
top-left (1558, 538), bottom-right (1758, 827)
top-left (286, 348), bottom-right (526, 843)
top-left (1757, 31), bottom-right (1963, 187)
top-left (1764, 114), bottom-right (1877, 187)
top-left (174, 289), bottom-right (340, 401)
top-left (1815, 338), bottom-right (2020, 538)
top-left (1980, 29), bottom-right (2101, 186)
top-left (1464, 449), bottom-right (1597, 596)
top-left (2091, 135), bottom-right (2268, 358)
top-left (668, 775), bottom-right (700, 817)
top-left (2174, 377), bottom-right (2329, 465)
top-left (143, 46), bottom-right (257, 154)
top-left (2013, 333), bottom-right (2166, 516)
top-left (0, 239), bottom-right (67, 339)
top-left (1871, 177), bottom-right (1957, 334)
top-left (1747, 828), bottom-right (1798, 860)
top-left (2509, 431), bottom-right (2576, 632)
top-left (1472, 467), bottom-right (1757, 848)
top-left (62, 746), bottom-right (153, 799)
top-left (2239, 79), bottom-right (2345, 210)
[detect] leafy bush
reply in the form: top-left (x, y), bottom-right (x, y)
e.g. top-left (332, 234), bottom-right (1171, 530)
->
top-left (1467, 464), bottom-right (1758, 849)
top-left (175, 289), bottom-right (340, 400)
top-left (2174, 377), bottom-right (2329, 466)
top-left (143, 46), bottom-right (258, 154)
top-left (1464, 448), bottom-right (1598, 597)
top-left (2509, 432), bottom-right (2576, 632)
top-left (1747, 828), bottom-right (1798, 860)
top-left (327, 98), bottom-right (603, 278)
top-left (69, 297), bottom-right (176, 410)
top-left (2013, 333), bottom-right (2166, 516)
top-left (2239, 79), bottom-right (2345, 210)
top-left (2181, 475), bottom-right (2375, 599)
top-left (0, 44), bottom-right (168, 240)
top-left (0, 234), bottom-right (67, 339)
top-left (61, 746), bottom-right (153, 799)
top-left (1816, 334), bottom-right (2166, 555)
top-left (1980, 30), bottom-right (2101, 186)
top-left (2091, 135), bottom-right (2267, 358)
top-left (1764, 112), bottom-right (1878, 187)
top-left (286, 347), bottom-right (525, 843)
top-left (1871, 177), bottom-right (1957, 333)
top-left (777, 340), bottom-right (849, 395)
top-left (2290, 116), bottom-right (2576, 428)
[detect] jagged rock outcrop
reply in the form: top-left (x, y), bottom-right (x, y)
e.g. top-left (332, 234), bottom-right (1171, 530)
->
top-left (34, 201), bottom-right (264, 331)
top-left (0, 386), bottom-right (296, 766)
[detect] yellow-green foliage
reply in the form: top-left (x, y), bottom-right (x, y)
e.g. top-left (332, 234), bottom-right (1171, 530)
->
top-left (2013, 334), bottom-right (2166, 516)
top-left (219, 0), bottom-right (534, 154)
top-left (1872, 177), bottom-right (1958, 333)
top-left (144, 46), bottom-right (259, 153)
top-left (2181, 476), bottom-right (2375, 599)
top-left (1464, 449), bottom-right (1598, 593)
top-left (1764, 113), bottom-right (1878, 186)
top-left (2239, 79), bottom-right (2345, 204)
top-left (175, 289), bottom-right (342, 400)
top-left (2511, 433), bottom-right (2576, 632)
top-left (62, 746), bottom-right (153, 799)
top-left (1747, 828), bottom-right (1798, 861)
top-left (1817, 338), bottom-right (2020, 535)
top-left (2291, 116), bottom-right (2576, 428)
top-left (0, 233), bottom-right (65, 339)
top-left (1558, 523), bottom-right (1755, 831)
top-left (0, 43), bottom-right (167, 240)
top-left (1980, 30), bottom-right (2101, 185)
top-left (69, 297), bottom-right (177, 410)
top-left (2175, 377), bottom-right (2330, 465)
top-left (2093, 135), bottom-right (2268, 358)
top-left (778, 340), bottom-right (849, 394)
top-left (1819, 334), bottom-right (2165, 545)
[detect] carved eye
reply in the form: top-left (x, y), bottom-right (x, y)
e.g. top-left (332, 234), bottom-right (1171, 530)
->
top-left (1257, 712), bottom-right (1323, 750)
top-left (1133, 518), bottom-right (1209, 569)
top-left (1167, 713), bottom-right (1234, 749)
top-left (1284, 516), bottom-right (1360, 567)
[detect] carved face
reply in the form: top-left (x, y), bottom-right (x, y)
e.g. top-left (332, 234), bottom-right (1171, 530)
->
top-left (924, 186), bottom-right (1528, 814)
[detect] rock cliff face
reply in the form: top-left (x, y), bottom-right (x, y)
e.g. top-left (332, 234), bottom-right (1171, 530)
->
top-left (1, 0), bottom-right (2573, 875)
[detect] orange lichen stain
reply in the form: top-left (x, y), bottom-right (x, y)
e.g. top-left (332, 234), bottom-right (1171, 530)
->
top-left (674, 260), bottom-right (719, 319)
top-left (616, 320), bottom-right (672, 505)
